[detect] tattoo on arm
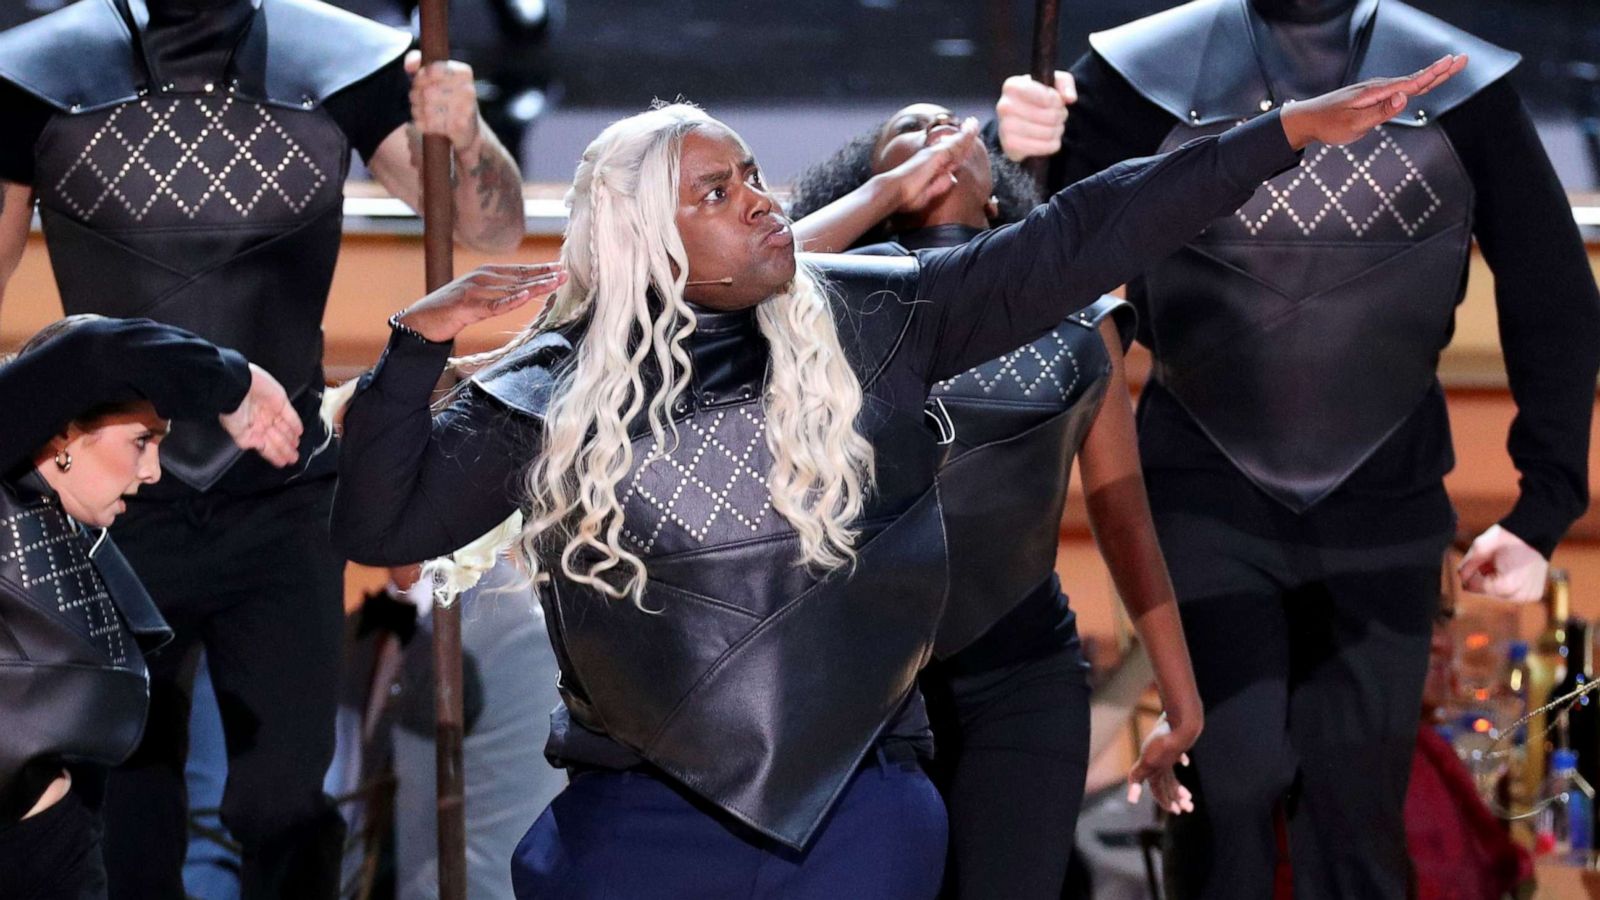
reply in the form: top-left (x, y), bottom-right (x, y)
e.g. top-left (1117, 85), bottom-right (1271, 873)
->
top-left (467, 150), bottom-right (523, 233)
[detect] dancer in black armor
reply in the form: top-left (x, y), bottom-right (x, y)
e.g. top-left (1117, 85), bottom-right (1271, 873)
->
top-left (992, 1), bottom-right (1600, 896)
top-left (332, 63), bottom-right (1459, 898)
top-left (787, 104), bottom-right (1200, 899)
top-left (0, 1), bottom-right (524, 895)
top-left (0, 315), bottom-right (300, 900)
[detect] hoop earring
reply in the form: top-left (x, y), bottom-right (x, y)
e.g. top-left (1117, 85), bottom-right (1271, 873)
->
top-left (54, 449), bottom-right (72, 472)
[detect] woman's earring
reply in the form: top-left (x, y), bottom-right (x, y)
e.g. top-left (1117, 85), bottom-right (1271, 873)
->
top-left (54, 449), bottom-right (72, 472)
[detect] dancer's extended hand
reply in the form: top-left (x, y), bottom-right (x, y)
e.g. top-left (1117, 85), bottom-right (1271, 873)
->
top-left (1128, 714), bottom-right (1198, 816)
top-left (994, 70), bottom-right (1078, 162)
top-left (1459, 524), bottom-right (1549, 604)
top-left (884, 118), bottom-right (983, 215)
top-left (219, 364), bottom-right (303, 468)
top-left (1280, 54), bottom-right (1468, 149)
top-left (394, 263), bottom-right (567, 343)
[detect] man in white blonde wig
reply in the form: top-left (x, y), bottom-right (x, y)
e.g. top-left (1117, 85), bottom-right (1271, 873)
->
top-left (332, 56), bottom-right (1464, 898)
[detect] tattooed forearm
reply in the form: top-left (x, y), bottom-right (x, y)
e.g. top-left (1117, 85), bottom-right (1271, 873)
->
top-left (403, 119), bottom-right (524, 249)
top-left (453, 127), bottom-right (524, 249)
top-left (467, 152), bottom-right (522, 232)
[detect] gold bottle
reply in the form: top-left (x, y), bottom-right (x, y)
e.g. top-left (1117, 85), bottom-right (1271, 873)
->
top-left (1521, 570), bottom-right (1572, 806)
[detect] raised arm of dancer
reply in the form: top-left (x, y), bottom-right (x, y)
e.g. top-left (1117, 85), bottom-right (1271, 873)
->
top-left (330, 264), bottom-right (566, 566)
top-left (0, 317), bottom-right (299, 472)
top-left (1077, 318), bottom-right (1199, 815)
top-left (367, 52), bottom-right (526, 254)
top-left (0, 181), bottom-right (32, 312)
top-left (790, 121), bottom-right (979, 253)
top-left (914, 55), bottom-right (1468, 381)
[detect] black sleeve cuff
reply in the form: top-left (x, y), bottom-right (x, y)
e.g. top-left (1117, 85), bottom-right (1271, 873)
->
top-left (209, 347), bottom-right (253, 414)
top-left (361, 330), bottom-right (456, 403)
top-left (1216, 110), bottom-right (1302, 190)
top-left (1499, 497), bottom-right (1578, 561)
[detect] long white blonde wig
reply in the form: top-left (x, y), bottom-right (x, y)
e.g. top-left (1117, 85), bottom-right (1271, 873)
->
top-left (492, 103), bottom-right (874, 605)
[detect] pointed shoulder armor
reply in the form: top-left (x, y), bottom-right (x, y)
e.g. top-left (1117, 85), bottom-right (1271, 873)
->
top-left (0, 0), bottom-right (411, 113)
top-left (1091, 0), bottom-right (1517, 127)
top-left (804, 251), bottom-right (921, 388)
top-left (232, 0), bottom-right (412, 109)
top-left (0, 0), bottom-right (143, 113)
top-left (1090, 0), bottom-right (1262, 126)
top-left (1352, 1), bottom-right (1519, 124)
top-left (469, 330), bottom-right (574, 420)
top-left (1069, 295), bottom-right (1137, 352)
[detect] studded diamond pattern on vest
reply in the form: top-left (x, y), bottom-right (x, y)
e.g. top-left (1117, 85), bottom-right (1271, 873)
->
top-left (619, 403), bottom-right (788, 556)
top-left (0, 498), bottom-right (129, 668)
top-left (39, 95), bottom-right (336, 228)
top-left (934, 326), bottom-right (1083, 404)
top-left (1201, 124), bottom-right (1447, 242)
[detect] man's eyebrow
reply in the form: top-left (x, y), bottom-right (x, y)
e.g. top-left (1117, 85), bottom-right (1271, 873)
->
top-left (692, 166), bottom-right (732, 190)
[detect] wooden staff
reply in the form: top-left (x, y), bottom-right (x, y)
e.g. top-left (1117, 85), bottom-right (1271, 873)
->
top-left (416, 0), bottom-right (466, 897)
top-left (1025, 0), bottom-right (1062, 188)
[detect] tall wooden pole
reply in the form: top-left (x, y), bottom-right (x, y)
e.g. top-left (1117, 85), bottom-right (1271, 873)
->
top-left (416, 1), bottom-right (466, 898)
top-left (1025, 0), bottom-right (1062, 189)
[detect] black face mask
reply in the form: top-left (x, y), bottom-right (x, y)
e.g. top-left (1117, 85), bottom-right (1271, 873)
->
top-left (126, 0), bottom-right (257, 91)
top-left (1249, 0), bottom-right (1358, 24)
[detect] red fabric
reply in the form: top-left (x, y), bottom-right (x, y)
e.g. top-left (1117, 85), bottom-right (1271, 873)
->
top-left (1405, 725), bottom-right (1532, 900)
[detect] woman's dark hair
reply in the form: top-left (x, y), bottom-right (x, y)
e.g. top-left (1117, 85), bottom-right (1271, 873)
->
top-left (8, 315), bottom-right (148, 426)
top-left (786, 123), bottom-right (1042, 248)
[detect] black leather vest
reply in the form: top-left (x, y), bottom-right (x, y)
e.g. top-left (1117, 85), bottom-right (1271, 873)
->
top-left (854, 228), bottom-right (1135, 657)
top-left (0, 0), bottom-right (409, 491)
top-left (0, 473), bottom-right (171, 797)
top-left (1091, 0), bottom-right (1518, 510)
top-left (930, 295), bottom-right (1134, 657)
top-left (471, 255), bottom-right (948, 850)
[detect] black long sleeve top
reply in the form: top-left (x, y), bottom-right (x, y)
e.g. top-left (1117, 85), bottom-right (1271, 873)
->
top-left (331, 113), bottom-right (1301, 841)
top-left (1, 317), bottom-right (252, 476)
top-left (1035, 50), bottom-right (1599, 557)
top-left (332, 112), bottom-right (1301, 568)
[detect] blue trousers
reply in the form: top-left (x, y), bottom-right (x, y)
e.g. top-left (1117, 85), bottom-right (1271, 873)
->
top-left (512, 750), bottom-right (947, 899)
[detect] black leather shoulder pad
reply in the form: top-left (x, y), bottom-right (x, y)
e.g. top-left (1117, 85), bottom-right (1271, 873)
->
top-left (1092, 0), bottom-right (1516, 128)
top-left (0, 0), bottom-right (143, 113)
top-left (469, 330), bottom-right (574, 420)
top-left (1353, 0), bottom-right (1519, 125)
top-left (232, 0), bottom-right (412, 109)
top-left (1068, 295), bottom-right (1137, 353)
top-left (804, 252), bottom-right (921, 389)
top-left (1090, 0), bottom-right (1264, 126)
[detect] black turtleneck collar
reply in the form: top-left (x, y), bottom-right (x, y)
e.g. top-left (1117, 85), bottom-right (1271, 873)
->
top-left (892, 223), bottom-right (987, 252)
top-left (1249, 0), bottom-right (1356, 25)
top-left (687, 302), bottom-right (759, 337)
top-left (684, 303), bottom-right (766, 408)
top-left (1247, 0), bottom-right (1371, 100)
top-left (124, 0), bottom-right (259, 92)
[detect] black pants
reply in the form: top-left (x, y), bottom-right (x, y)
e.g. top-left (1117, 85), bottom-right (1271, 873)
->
top-left (1150, 470), bottom-right (1453, 900)
top-left (0, 788), bottom-right (107, 900)
top-left (922, 646), bottom-right (1092, 900)
top-left (102, 478), bottom-right (346, 900)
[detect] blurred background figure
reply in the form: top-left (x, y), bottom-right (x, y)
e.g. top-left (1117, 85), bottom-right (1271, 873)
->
top-left (1403, 552), bottom-right (1535, 900)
